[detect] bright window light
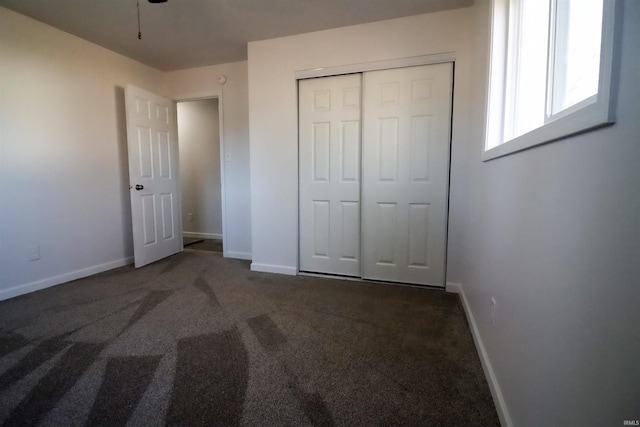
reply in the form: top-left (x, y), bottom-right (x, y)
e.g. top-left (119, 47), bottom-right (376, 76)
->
top-left (549, 0), bottom-right (604, 115)
top-left (484, 0), bottom-right (618, 161)
top-left (505, 0), bottom-right (550, 140)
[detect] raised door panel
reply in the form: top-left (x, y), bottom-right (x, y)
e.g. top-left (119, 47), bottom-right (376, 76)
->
top-left (378, 118), bottom-right (399, 182)
top-left (141, 194), bottom-right (157, 245)
top-left (137, 127), bottom-right (154, 179)
top-left (340, 121), bottom-right (360, 182)
top-left (157, 130), bottom-right (172, 179)
top-left (160, 193), bottom-right (175, 241)
top-left (409, 115), bottom-right (432, 182)
top-left (312, 123), bottom-right (331, 182)
top-left (312, 200), bottom-right (330, 258)
top-left (339, 201), bottom-right (359, 261)
top-left (407, 203), bottom-right (430, 268)
top-left (374, 203), bottom-right (397, 266)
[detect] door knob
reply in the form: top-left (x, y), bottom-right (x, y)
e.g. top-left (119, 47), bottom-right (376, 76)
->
top-left (135, 184), bottom-right (144, 191)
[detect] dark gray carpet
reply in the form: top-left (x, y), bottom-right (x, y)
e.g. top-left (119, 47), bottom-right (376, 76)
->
top-left (0, 251), bottom-right (499, 426)
top-left (184, 238), bottom-right (223, 253)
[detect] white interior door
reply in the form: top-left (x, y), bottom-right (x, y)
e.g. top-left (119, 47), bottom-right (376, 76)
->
top-left (125, 84), bottom-right (182, 268)
top-left (299, 74), bottom-right (362, 276)
top-left (362, 63), bottom-right (452, 286)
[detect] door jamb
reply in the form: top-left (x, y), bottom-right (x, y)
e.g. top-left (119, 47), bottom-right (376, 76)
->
top-left (174, 90), bottom-right (227, 257)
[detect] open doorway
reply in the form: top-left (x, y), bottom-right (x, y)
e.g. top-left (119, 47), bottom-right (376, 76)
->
top-left (177, 98), bottom-right (223, 254)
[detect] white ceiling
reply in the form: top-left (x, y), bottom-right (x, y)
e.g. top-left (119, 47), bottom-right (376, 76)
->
top-left (0, 0), bottom-right (473, 71)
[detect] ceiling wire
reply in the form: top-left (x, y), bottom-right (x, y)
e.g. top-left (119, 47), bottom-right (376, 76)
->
top-left (137, 0), bottom-right (142, 39)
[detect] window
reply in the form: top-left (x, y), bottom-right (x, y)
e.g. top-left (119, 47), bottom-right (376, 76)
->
top-left (484, 0), bottom-right (620, 160)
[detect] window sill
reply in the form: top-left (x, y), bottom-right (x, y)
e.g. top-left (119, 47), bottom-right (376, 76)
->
top-left (483, 99), bottom-right (616, 161)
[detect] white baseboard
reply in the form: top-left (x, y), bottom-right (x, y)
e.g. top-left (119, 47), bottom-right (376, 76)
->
top-left (224, 250), bottom-right (252, 261)
top-left (0, 257), bottom-right (134, 302)
top-left (446, 282), bottom-right (462, 293)
top-left (183, 232), bottom-right (222, 240)
top-left (250, 263), bottom-right (297, 275)
top-left (446, 282), bottom-right (513, 427)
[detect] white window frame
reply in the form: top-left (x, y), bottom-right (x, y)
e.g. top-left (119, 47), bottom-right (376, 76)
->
top-left (483, 0), bottom-right (621, 161)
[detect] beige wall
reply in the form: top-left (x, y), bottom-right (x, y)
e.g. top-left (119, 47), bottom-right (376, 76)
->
top-left (164, 62), bottom-right (251, 259)
top-left (0, 7), bottom-right (165, 298)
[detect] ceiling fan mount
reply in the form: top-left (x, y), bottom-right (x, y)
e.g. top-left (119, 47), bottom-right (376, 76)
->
top-left (137, 0), bottom-right (168, 40)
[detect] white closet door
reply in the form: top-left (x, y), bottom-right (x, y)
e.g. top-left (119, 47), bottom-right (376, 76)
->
top-left (299, 74), bottom-right (362, 276)
top-left (362, 63), bottom-right (452, 286)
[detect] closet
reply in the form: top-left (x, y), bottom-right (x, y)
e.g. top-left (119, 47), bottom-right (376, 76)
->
top-left (299, 63), bottom-right (452, 287)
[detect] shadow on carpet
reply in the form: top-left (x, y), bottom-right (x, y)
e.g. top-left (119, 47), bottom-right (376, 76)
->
top-left (0, 252), bottom-right (499, 426)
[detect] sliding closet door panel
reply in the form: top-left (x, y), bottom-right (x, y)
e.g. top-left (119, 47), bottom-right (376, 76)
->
top-left (362, 63), bottom-right (452, 286)
top-left (299, 74), bottom-right (362, 276)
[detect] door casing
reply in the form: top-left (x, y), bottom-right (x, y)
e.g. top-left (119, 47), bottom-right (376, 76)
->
top-left (176, 97), bottom-right (225, 247)
top-left (174, 91), bottom-right (228, 258)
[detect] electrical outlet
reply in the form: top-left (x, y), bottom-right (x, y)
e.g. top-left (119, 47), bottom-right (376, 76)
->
top-left (490, 297), bottom-right (497, 326)
top-left (29, 245), bottom-right (40, 261)
top-left (188, 213), bottom-right (193, 222)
